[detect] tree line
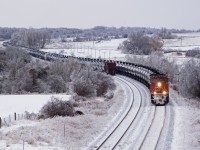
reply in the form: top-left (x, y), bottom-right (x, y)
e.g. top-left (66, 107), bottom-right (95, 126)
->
top-left (0, 47), bottom-right (116, 97)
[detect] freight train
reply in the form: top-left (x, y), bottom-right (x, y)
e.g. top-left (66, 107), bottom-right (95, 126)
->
top-left (3, 42), bottom-right (169, 106)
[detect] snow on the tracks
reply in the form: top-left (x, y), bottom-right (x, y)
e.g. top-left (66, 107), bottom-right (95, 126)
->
top-left (139, 106), bottom-right (165, 150)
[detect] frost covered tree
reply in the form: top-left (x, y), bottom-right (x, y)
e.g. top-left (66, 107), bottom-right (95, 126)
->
top-left (70, 68), bottom-right (96, 97)
top-left (11, 29), bottom-right (51, 48)
top-left (156, 28), bottom-right (175, 39)
top-left (0, 48), bottom-right (116, 96)
top-left (121, 32), bottom-right (163, 55)
top-left (26, 29), bottom-right (51, 48)
top-left (178, 60), bottom-right (200, 98)
top-left (70, 64), bottom-right (116, 97)
top-left (47, 75), bottom-right (66, 93)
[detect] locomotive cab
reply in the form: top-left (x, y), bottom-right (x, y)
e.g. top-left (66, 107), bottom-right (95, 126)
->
top-left (150, 74), bottom-right (169, 106)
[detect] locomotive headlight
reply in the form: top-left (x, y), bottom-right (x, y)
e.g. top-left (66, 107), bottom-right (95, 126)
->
top-left (162, 91), bottom-right (167, 95)
top-left (157, 82), bottom-right (162, 87)
top-left (153, 91), bottom-right (157, 95)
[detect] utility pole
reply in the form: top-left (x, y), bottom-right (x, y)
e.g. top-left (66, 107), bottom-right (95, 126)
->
top-left (95, 48), bottom-right (96, 58)
top-left (99, 49), bottom-right (101, 58)
top-left (180, 36), bottom-right (183, 46)
top-left (93, 37), bottom-right (95, 49)
top-left (103, 52), bottom-right (106, 59)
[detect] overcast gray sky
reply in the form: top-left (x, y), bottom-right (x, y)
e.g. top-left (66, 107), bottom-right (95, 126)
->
top-left (0, 0), bottom-right (199, 29)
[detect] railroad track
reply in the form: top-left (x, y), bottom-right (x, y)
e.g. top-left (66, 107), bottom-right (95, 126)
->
top-left (118, 76), bottom-right (167, 150)
top-left (89, 76), bottom-right (167, 150)
top-left (137, 106), bottom-right (166, 150)
top-left (88, 76), bottom-right (143, 150)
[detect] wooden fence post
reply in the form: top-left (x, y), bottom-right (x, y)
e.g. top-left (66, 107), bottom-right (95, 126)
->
top-left (64, 124), bottom-right (65, 137)
top-left (0, 117), bottom-right (1, 128)
top-left (23, 140), bottom-right (24, 150)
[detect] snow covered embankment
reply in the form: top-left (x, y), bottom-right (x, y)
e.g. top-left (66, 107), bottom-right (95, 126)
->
top-left (170, 89), bottom-right (200, 150)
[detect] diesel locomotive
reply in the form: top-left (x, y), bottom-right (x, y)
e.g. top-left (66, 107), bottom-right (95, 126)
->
top-left (150, 74), bottom-right (169, 105)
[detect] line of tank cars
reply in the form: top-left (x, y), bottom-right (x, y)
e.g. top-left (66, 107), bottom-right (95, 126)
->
top-left (3, 42), bottom-right (169, 106)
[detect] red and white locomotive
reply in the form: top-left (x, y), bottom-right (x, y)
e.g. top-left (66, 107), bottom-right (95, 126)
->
top-left (150, 74), bottom-right (169, 105)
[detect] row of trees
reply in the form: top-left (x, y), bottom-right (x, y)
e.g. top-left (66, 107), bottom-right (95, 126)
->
top-left (1, 26), bottom-right (196, 42)
top-left (0, 27), bottom-right (17, 40)
top-left (0, 47), bottom-right (116, 97)
top-left (156, 28), bottom-right (176, 39)
top-left (11, 29), bottom-right (51, 49)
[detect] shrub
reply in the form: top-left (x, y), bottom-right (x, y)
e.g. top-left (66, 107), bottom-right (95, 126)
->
top-left (39, 97), bottom-right (75, 119)
top-left (70, 67), bottom-right (116, 97)
top-left (70, 76), bottom-right (96, 97)
top-left (47, 75), bottom-right (66, 93)
top-left (186, 48), bottom-right (200, 58)
top-left (95, 73), bottom-right (116, 96)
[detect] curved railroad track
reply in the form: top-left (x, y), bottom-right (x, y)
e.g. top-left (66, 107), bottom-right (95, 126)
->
top-left (118, 76), bottom-right (167, 150)
top-left (90, 76), bottom-right (167, 150)
top-left (88, 76), bottom-right (143, 150)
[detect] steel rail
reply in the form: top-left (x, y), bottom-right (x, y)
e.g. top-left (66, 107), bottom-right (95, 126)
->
top-left (96, 76), bottom-right (142, 150)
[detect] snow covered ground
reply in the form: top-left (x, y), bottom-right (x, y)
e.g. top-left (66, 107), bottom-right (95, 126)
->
top-left (162, 32), bottom-right (200, 65)
top-left (170, 89), bottom-right (200, 150)
top-left (0, 80), bottom-right (125, 150)
top-left (42, 32), bottom-right (200, 65)
top-left (163, 32), bottom-right (200, 51)
top-left (42, 38), bottom-right (127, 61)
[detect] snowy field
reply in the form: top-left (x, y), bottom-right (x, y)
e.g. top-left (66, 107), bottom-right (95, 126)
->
top-left (162, 32), bottom-right (200, 65)
top-left (163, 32), bottom-right (200, 50)
top-left (42, 32), bottom-right (200, 65)
top-left (42, 38), bottom-right (127, 61)
top-left (0, 95), bottom-right (71, 118)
